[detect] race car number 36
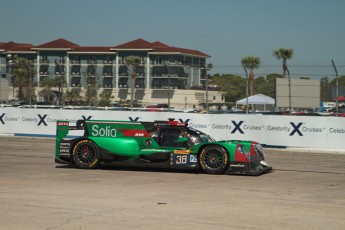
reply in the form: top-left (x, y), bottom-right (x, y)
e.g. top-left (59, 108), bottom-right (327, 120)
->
top-left (173, 154), bottom-right (197, 166)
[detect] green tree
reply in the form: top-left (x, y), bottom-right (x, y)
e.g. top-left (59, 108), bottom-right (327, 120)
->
top-left (10, 57), bottom-right (34, 101)
top-left (211, 74), bottom-right (246, 103)
top-left (53, 74), bottom-right (66, 106)
top-left (241, 56), bottom-right (261, 96)
top-left (320, 77), bottom-right (330, 102)
top-left (211, 73), bottom-right (284, 104)
top-left (39, 77), bottom-right (54, 103)
top-left (273, 48), bottom-right (293, 78)
top-left (263, 73), bottom-right (283, 98)
top-left (253, 76), bottom-right (266, 94)
top-left (329, 75), bottom-right (345, 100)
top-left (124, 56), bottom-right (141, 110)
top-left (84, 71), bottom-right (98, 106)
top-left (99, 90), bottom-right (114, 107)
top-left (64, 88), bottom-right (82, 106)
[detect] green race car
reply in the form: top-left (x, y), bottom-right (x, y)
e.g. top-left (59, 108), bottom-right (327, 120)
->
top-left (55, 118), bottom-right (272, 175)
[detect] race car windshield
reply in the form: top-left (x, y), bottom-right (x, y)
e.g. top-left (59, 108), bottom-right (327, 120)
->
top-left (187, 128), bottom-right (216, 145)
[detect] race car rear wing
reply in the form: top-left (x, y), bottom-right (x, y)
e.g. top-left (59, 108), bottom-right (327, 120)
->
top-left (56, 120), bottom-right (86, 140)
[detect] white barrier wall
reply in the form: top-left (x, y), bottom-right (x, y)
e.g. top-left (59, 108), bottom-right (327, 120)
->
top-left (1, 107), bottom-right (345, 149)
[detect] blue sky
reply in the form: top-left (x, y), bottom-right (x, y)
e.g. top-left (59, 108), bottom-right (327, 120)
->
top-left (1, 0), bottom-right (344, 78)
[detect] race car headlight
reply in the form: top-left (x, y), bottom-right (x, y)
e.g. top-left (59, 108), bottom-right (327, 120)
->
top-left (260, 160), bottom-right (268, 166)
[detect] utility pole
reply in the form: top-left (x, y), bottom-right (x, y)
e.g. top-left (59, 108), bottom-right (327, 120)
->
top-left (124, 60), bottom-right (137, 111)
top-left (241, 61), bottom-right (249, 114)
top-left (163, 61), bottom-right (171, 111)
top-left (90, 62), bottom-right (98, 108)
top-left (331, 60), bottom-right (339, 117)
top-left (202, 63), bottom-right (212, 113)
top-left (55, 60), bottom-right (65, 108)
top-left (285, 64), bottom-right (292, 115)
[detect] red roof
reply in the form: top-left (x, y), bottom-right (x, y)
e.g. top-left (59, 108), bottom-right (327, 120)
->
top-left (113, 38), bottom-right (154, 50)
top-left (33, 38), bottom-right (79, 49)
top-left (0, 41), bottom-right (34, 51)
top-left (152, 41), bottom-right (169, 47)
top-left (113, 38), bottom-right (209, 57)
top-left (0, 38), bottom-right (209, 57)
top-left (153, 46), bottom-right (209, 57)
top-left (72, 46), bottom-right (114, 52)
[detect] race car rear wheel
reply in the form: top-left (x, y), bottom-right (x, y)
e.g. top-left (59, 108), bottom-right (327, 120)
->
top-left (72, 139), bottom-right (100, 169)
top-left (199, 145), bottom-right (229, 174)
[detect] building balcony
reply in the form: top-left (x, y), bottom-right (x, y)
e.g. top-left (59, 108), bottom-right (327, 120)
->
top-left (71, 60), bottom-right (81, 65)
top-left (152, 85), bottom-right (177, 90)
top-left (71, 72), bottom-right (81, 76)
top-left (88, 60), bottom-right (98, 65)
top-left (190, 85), bottom-right (221, 91)
top-left (39, 71), bottom-right (50, 76)
top-left (151, 60), bottom-right (185, 66)
top-left (55, 59), bottom-right (65, 65)
top-left (55, 71), bottom-right (65, 75)
top-left (71, 83), bottom-right (81, 88)
top-left (119, 72), bottom-right (129, 77)
top-left (40, 59), bottom-right (49, 65)
top-left (102, 72), bottom-right (113, 77)
top-left (102, 83), bottom-right (113, 89)
top-left (135, 84), bottom-right (145, 89)
top-left (103, 60), bottom-right (113, 65)
top-left (118, 84), bottom-right (128, 88)
top-left (152, 73), bottom-right (186, 79)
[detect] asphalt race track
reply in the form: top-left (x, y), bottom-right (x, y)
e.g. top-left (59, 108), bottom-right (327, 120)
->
top-left (0, 136), bottom-right (345, 230)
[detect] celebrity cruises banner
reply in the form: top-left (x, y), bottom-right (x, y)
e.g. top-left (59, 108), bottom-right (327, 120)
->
top-left (1, 107), bottom-right (344, 150)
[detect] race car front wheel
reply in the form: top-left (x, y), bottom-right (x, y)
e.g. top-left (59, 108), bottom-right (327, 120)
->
top-left (199, 145), bottom-right (229, 174)
top-left (72, 139), bottom-right (100, 169)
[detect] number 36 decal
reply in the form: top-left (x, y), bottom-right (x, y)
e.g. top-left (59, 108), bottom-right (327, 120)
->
top-left (175, 155), bottom-right (188, 164)
top-left (173, 154), bottom-right (197, 166)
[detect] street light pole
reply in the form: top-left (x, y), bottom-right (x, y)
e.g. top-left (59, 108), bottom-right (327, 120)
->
top-left (55, 60), bottom-right (65, 108)
top-left (331, 60), bottom-right (339, 117)
top-left (203, 63), bottom-right (212, 113)
top-left (25, 61), bottom-right (32, 107)
top-left (163, 61), bottom-right (171, 111)
top-left (123, 60), bottom-right (136, 111)
top-left (241, 61), bottom-right (249, 114)
top-left (285, 63), bottom-right (292, 115)
top-left (89, 62), bottom-right (98, 108)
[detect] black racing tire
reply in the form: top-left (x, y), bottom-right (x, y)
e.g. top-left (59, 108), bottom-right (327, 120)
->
top-left (72, 139), bottom-right (100, 169)
top-left (199, 145), bottom-right (229, 174)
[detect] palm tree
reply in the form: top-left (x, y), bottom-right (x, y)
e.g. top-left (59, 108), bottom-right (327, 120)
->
top-left (241, 56), bottom-right (261, 96)
top-left (53, 72), bottom-right (66, 106)
top-left (64, 88), bottom-right (82, 106)
top-left (39, 77), bottom-right (54, 103)
top-left (273, 48), bottom-right (293, 78)
top-left (10, 57), bottom-right (34, 102)
top-left (124, 56), bottom-right (141, 110)
top-left (99, 90), bottom-right (114, 107)
top-left (83, 71), bottom-right (97, 106)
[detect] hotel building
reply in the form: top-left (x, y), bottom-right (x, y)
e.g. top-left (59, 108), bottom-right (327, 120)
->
top-left (0, 38), bottom-right (224, 108)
